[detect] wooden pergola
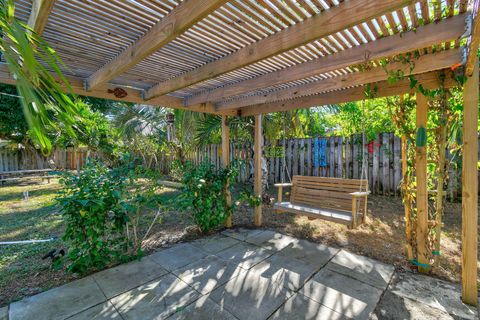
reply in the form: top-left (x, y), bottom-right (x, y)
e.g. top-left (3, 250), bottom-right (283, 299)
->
top-left (1, 0), bottom-right (478, 306)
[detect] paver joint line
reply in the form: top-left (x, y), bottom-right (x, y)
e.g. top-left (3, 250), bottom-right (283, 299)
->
top-left (8, 230), bottom-right (400, 320)
top-left (264, 244), bottom-right (342, 319)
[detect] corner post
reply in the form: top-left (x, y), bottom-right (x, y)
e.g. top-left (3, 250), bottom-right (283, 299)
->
top-left (222, 116), bottom-right (233, 228)
top-left (461, 57), bottom-right (478, 306)
top-left (254, 114), bottom-right (263, 227)
top-left (415, 93), bottom-right (429, 273)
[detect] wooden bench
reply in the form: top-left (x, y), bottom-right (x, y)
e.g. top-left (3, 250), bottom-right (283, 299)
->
top-left (274, 176), bottom-right (370, 228)
top-left (0, 169), bottom-right (57, 186)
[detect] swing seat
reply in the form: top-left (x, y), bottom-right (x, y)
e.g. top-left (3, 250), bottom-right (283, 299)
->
top-left (273, 176), bottom-right (370, 228)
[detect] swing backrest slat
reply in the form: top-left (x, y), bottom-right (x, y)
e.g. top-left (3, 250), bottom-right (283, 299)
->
top-left (291, 176), bottom-right (368, 212)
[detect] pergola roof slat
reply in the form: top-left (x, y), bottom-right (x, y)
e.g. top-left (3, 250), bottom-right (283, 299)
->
top-left (86, 0), bottom-right (229, 91)
top-left (185, 14), bottom-right (466, 106)
top-left (216, 48), bottom-right (462, 110)
top-left (143, 0), bottom-right (416, 100)
top-left (239, 70), bottom-right (457, 116)
top-left (27, 0), bottom-right (56, 35)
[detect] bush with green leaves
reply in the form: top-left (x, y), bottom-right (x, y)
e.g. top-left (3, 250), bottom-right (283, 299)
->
top-left (57, 157), bottom-right (162, 274)
top-left (178, 162), bottom-right (238, 233)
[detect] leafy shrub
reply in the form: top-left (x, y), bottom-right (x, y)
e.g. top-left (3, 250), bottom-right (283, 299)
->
top-left (58, 161), bottom-right (129, 273)
top-left (178, 162), bottom-right (238, 233)
top-left (58, 156), bottom-right (162, 274)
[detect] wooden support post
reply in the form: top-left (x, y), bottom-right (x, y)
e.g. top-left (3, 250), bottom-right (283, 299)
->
top-left (222, 116), bottom-right (233, 228)
top-left (402, 134), bottom-right (414, 261)
top-left (461, 57), bottom-right (478, 306)
top-left (416, 93), bottom-right (429, 273)
top-left (254, 114), bottom-right (263, 227)
top-left (351, 197), bottom-right (357, 228)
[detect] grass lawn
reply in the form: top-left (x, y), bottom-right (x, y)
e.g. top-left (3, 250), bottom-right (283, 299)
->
top-left (0, 181), bottom-right (72, 306)
top-left (0, 180), bottom-right (478, 307)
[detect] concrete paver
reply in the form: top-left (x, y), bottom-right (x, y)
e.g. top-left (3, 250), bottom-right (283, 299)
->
top-left (301, 267), bottom-right (383, 320)
top-left (173, 254), bottom-right (246, 294)
top-left (244, 230), bottom-right (297, 251)
top-left (270, 292), bottom-right (348, 320)
top-left (93, 257), bottom-right (168, 298)
top-left (67, 302), bottom-right (122, 320)
top-left (208, 268), bottom-right (293, 320)
top-left (149, 242), bottom-right (209, 271)
top-left (0, 306), bottom-right (7, 320)
top-left (9, 276), bottom-right (105, 320)
top-left (191, 234), bottom-right (241, 254)
top-left (326, 249), bottom-right (394, 290)
top-left (221, 227), bottom-right (265, 241)
top-left (13, 229), bottom-right (467, 320)
top-left (167, 295), bottom-right (237, 320)
top-left (110, 273), bottom-right (199, 320)
top-left (250, 252), bottom-right (319, 291)
top-left (276, 238), bottom-right (339, 268)
top-left (215, 241), bottom-right (275, 270)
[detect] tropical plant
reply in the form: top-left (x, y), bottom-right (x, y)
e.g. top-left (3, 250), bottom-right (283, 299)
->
top-left (58, 160), bottom-right (130, 274)
top-left (58, 157), bottom-right (163, 274)
top-left (0, 0), bottom-right (80, 153)
top-left (178, 161), bottom-right (238, 233)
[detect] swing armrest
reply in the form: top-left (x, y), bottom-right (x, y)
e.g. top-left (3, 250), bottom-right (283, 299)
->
top-left (274, 183), bottom-right (293, 188)
top-left (350, 191), bottom-right (370, 197)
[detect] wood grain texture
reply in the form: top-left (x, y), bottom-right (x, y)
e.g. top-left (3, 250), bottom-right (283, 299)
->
top-left (461, 57), bottom-right (478, 306)
top-left (254, 114), bottom-right (263, 227)
top-left (87, 0), bottom-right (228, 90)
top-left (415, 93), bottom-right (429, 274)
top-left (217, 49), bottom-right (462, 110)
top-left (0, 64), bottom-right (235, 116)
top-left (222, 116), bottom-right (233, 228)
top-left (145, 0), bottom-right (415, 99)
top-left (27, 0), bottom-right (56, 35)
top-left (239, 70), bottom-right (457, 116)
top-left (186, 14), bottom-right (466, 106)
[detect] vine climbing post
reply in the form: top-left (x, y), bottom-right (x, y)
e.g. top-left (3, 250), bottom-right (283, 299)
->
top-left (401, 134), bottom-right (413, 261)
top-left (254, 114), bottom-right (263, 227)
top-left (415, 93), bottom-right (429, 274)
top-left (222, 115), bottom-right (233, 228)
top-left (461, 57), bottom-right (478, 307)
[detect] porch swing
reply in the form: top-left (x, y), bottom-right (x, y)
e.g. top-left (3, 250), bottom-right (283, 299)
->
top-left (273, 109), bottom-right (370, 229)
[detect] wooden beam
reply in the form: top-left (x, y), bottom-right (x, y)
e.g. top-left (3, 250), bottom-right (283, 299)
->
top-left (415, 92), bottom-right (429, 274)
top-left (217, 49), bottom-right (462, 110)
top-left (145, 0), bottom-right (415, 99)
top-left (86, 0), bottom-right (228, 90)
top-left (239, 70), bottom-right (457, 116)
top-left (466, 11), bottom-right (480, 76)
top-left (0, 64), bottom-right (235, 116)
top-left (254, 114), bottom-right (263, 227)
top-left (461, 57), bottom-right (478, 306)
top-left (27, 0), bottom-right (56, 35)
top-left (401, 133), bottom-right (414, 261)
top-left (186, 15), bottom-right (466, 106)
top-left (222, 116), bottom-right (233, 228)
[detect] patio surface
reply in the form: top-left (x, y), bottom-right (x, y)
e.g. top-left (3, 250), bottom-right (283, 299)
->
top-left (5, 228), bottom-right (477, 320)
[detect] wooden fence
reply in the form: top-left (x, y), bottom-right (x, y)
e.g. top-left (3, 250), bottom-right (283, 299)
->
top-left (187, 133), bottom-right (465, 197)
top-left (0, 135), bottom-right (467, 198)
top-left (0, 147), bottom-right (88, 172)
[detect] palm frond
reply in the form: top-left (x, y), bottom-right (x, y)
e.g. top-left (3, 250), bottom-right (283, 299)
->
top-left (0, 0), bottom-right (80, 154)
